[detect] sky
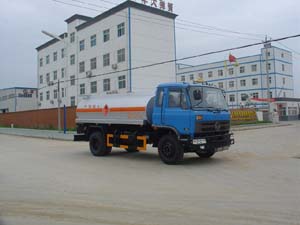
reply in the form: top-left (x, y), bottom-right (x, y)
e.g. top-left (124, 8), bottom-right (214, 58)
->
top-left (0, 0), bottom-right (299, 96)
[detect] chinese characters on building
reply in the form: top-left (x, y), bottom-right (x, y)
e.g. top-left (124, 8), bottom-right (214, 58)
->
top-left (141, 0), bottom-right (174, 13)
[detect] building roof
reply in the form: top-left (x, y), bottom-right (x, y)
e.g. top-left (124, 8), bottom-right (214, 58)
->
top-left (36, 33), bottom-right (68, 51)
top-left (76, 0), bottom-right (177, 31)
top-left (274, 97), bottom-right (300, 102)
top-left (0, 87), bottom-right (38, 91)
top-left (36, 1), bottom-right (177, 52)
top-left (65, 14), bottom-right (92, 24)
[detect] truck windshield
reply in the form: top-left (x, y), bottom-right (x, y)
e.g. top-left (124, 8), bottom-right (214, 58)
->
top-left (188, 86), bottom-right (228, 110)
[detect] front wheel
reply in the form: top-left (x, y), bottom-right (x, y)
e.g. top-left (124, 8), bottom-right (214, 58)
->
top-left (158, 135), bottom-right (184, 165)
top-left (89, 131), bottom-right (112, 156)
top-left (196, 148), bottom-right (215, 158)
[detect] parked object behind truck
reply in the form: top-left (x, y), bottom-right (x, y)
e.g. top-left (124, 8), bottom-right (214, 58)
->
top-left (75, 83), bottom-right (234, 164)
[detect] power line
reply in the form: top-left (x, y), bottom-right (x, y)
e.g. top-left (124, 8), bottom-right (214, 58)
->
top-left (51, 0), bottom-right (262, 41)
top-left (38, 34), bottom-right (300, 91)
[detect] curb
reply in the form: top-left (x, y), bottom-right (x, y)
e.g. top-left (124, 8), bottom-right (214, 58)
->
top-left (0, 128), bottom-right (75, 141)
top-left (232, 123), bottom-right (291, 131)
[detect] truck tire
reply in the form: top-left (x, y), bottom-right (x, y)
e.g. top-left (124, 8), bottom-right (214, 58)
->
top-left (158, 135), bottom-right (184, 164)
top-left (196, 148), bottom-right (215, 158)
top-left (89, 131), bottom-right (112, 156)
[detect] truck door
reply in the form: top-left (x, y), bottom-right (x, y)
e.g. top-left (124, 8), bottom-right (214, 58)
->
top-left (152, 87), bottom-right (165, 125)
top-left (162, 88), bottom-right (191, 135)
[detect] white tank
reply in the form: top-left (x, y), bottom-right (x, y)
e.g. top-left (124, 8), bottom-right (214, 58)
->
top-left (76, 93), bottom-right (154, 125)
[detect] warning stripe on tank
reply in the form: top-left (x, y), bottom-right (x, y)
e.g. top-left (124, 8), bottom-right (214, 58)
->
top-left (76, 107), bottom-right (146, 113)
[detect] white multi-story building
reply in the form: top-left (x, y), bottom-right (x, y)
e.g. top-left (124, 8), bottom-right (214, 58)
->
top-left (176, 46), bottom-right (294, 108)
top-left (36, 0), bottom-right (177, 109)
top-left (0, 87), bottom-right (38, 113)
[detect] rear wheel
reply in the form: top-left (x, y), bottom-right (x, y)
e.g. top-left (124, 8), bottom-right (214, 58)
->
top-left (196, 148), bottom-right (215, 158)
top-left (89, 131), bottom-right (112, 156)
top-left (158, 135), bottom-right (184, 165)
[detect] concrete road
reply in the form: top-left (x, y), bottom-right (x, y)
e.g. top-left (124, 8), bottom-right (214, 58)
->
top-left (0, 123), bottom-right (300, 225)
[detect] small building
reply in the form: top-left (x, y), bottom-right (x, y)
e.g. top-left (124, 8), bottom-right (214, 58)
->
top-left (36, 0), bottom-right (177, 109)
top-left (176, 45), bottom-right (294, 109)
top-left (271, 98), bottom-right (300, 121)
top-left (0, 87), bottom-right (38, 113)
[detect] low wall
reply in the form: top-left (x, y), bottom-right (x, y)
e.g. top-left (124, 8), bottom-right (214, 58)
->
top-left (0, 107), bottom-right (76, 129)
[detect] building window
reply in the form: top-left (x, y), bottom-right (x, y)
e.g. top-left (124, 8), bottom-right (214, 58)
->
top-left (117, 48), bottom-right (125, 63)
top-left (103, 79), bottom-right (110, 91)
top-left (46, 55), bottom-right (50, 64)
top-left (53, 70), bottom-right (57, 80)
top-left (103, 53), bottom-right (110, 67)
top-left (189, 74), bottom-right (194, 81)
top-left (46, 73), bottom-right (50, 83)
top-left (269, 92), bottom-right (273, 98)
top-left (251, 64), bottom-right (257, 72)
top-left (90, 81), bottom-right (97, 93)
top-left (229, 94), bottom-right (235, 102)
top-left (70, 32), bottom-right (75, 43)
top-left (39, 92), bottom-right (43, 101)
top-left (61, 68), bottom-right (65, 78)
top-left (39, 58), bottom-right (43, 67)
top-left (252, 93), bottom-right (259, 98)
top-left (229, 68), bottom-right (234, 75)
top-left (117, 23), bottom-right (125, 37)
top-left (282, 64), bottom-right (285, 71)
top-left (79, 40), bottom-right (85, 51)
top-left (281, 53), bottom-right (284, 58)
top-left (70, 54), bottom-right (75, 65)
top-left (80, 84), bottom-right (85, 95)
top-left (79, 61), bottom-right (85, 73)
top-left (90, 57), bottom-right (97, 70)
top-left (118, 75), bottom-right (126, 89)
top-left (252, 78), bottom-right (258, 86)
top-left (70, 75), bottom-right (75, 86)
top-left (218, 70), bottom-right (223, 76)
top-left (61, 48), bottom-right (65, 58)
top-left (208, 71), bottom-right (213, 78)
top-left (181, 76), bottom-right (185, 82)
top-left (241, 93), bottom-right (248, 101)
top-left (46, 91), bottom-right (50, 100)
top-left (283, 92), bottom-right (286, 97)
top-left (240, 79), bottom-right (246, 87)
top-left (61, 88), bottom-right (65, 98)
top-left (103, 29), bottom-right (110, 42)
top-left (90, 34), bottom-right (96, 47)
top-left (39, 75), bottom-right (43, 84)
top-left (70, 96), bottom-right (75, 106)
top-left (267, 63), bottom-right (271, 70)
top-left (53, 52), bottom-right (57, 61)
top-left (198, 73), bottom-right (203, 79)
top-left (240, 66), bottom-right (245, 73)
top-left (269, 77), bottom-right (272, 84)
top-left (54, 89), bottom-right (58, 99)
top-left (229, 81), bottom-right (234, 88)
top-left (267, 51), bottom-right (271, 57)
top-left (283, 77), bottom-right (286, 85)
top-left (218, 82), bottom-right (224, 89)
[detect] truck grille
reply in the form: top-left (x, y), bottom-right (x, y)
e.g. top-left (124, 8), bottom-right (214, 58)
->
top-left (195, 121), bottom-right (230, 137)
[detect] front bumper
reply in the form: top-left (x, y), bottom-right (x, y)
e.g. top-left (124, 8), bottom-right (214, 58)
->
top-left (190, 133), bottom-right (234, 151)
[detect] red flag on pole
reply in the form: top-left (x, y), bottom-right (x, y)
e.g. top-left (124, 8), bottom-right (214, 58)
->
top-left (229, 54), bottom-right (237, 63)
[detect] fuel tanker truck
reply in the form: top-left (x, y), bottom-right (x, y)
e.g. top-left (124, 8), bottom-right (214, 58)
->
top-left (74, 82), bottom-right (234, 164)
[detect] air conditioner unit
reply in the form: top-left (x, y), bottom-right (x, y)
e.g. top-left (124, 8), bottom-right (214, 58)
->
top-left (50, 100), bottom-right (54, 104)
top-left (112, 64), bottom-right (118, 70)
top-left (86, 71), bottom-right (92, 77)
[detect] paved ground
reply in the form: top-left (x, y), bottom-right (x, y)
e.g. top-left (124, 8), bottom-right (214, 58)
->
top-left (0, 123), bottom-right (300, 225)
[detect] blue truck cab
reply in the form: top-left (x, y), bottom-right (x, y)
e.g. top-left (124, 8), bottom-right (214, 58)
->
top-left (151, 82), bottom-right (234, 163)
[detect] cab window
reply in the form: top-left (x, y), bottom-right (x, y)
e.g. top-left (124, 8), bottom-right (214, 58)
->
top-left (156, 88), bottom-right (163, 107)
top-left (168, 89), bottom-right (188, 109)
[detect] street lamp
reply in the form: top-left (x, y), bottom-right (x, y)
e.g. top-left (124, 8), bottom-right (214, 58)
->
top-left (41, 30), bottom-right (67, 132)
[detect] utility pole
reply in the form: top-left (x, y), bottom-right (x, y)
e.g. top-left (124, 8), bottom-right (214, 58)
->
top-left (264, 36), bottom-right (272, 121)
top-left (58, 80), bottom-right (61, 131)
